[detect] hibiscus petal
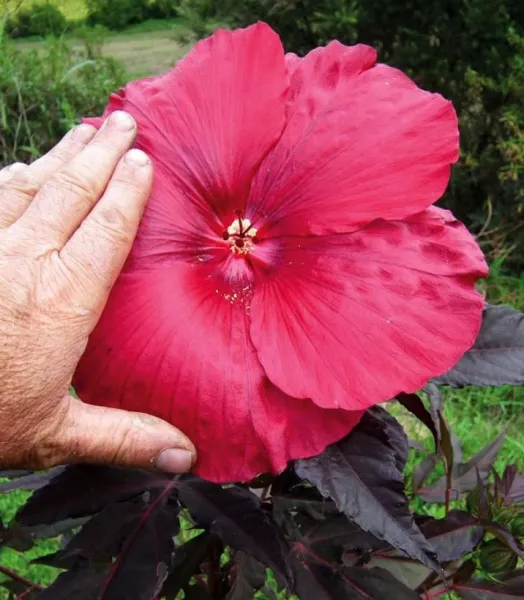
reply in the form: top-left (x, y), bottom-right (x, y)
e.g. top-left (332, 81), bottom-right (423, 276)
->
top-left (73, 264), bottom-right (362, 483)
top-left (248, 41), bottom-right (458, 236)
top-left (84, 23), bottom-right (289, 251)
top-left (250, 208), bottom-right (488, 410)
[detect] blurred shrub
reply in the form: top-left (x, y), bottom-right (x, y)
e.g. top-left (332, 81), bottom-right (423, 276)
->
top-left (74, 23), bottom-right (110, 59)
top-left (85, 0), bottom-right (150, 29)
top-left (4, 1), bottom-right (69, 39)
top-left (181, 0), bottom-right (524, 269)
top-left (0, 32), bottom-right (126, 166)
top-left (86, 0), bottom-right (180, 29)
top-left (147, 0), bottom-right (181, 19)
top-left (176, 0), bottom-right (229, 39)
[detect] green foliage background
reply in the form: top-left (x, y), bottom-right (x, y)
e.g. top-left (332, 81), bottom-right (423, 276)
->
top-left (0, 0), bottom-right (523, 596)
top-left (179, 0), bottom-right (524, 269)
top-left (1, 0), bottom-right (523, 267)
top-left (0, 33), bottom-right (126, 164)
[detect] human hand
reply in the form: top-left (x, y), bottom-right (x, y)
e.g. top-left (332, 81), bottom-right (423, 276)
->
top-left (0, 112), bottom-right (196, 474)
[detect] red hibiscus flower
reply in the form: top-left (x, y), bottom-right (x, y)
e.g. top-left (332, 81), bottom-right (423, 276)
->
top-left (74, 23), bottom-right (488, 483)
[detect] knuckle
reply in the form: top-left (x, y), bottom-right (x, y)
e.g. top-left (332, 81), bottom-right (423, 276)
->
top-left (29, 402), bottom-right (71, 469)
top-left (6, 162), bottom-right (28, 173)
top-left (111, 433), bottom-right (134, 465)
top-left (94, 204), bottom-right (133, 243)
top-left (1, 172), bottom-right (39, 203)
top-left (1, 414), bottom-right (61, 470)
top-left (46, 169), bottom-right (98, 206)
top-left (88, 136), bottom-right (127, 157)
top-left (108, 176), bottom-right (141, 199)
top-left (45, 143), bottom-right (75, 165)
top-left (27, 443), bottom-right (60, 470)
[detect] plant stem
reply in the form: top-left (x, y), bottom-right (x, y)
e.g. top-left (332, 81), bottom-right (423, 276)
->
top-left (0, 564), bottom-right (44, 592)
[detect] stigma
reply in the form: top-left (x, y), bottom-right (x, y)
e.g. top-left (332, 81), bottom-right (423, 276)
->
top-left (223, 217), bottom-right (258, 256)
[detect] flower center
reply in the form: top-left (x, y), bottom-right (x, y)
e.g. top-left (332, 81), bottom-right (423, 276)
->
top-left (223, 217), bottom-right (258, 256)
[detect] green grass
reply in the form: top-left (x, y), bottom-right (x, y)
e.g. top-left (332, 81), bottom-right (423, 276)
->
top-left (11, 19), bottom-right (192, 78)
top-left (0, 490), bottom-right (60, 597)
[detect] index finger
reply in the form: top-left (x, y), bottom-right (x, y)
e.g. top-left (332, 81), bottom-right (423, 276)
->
top-left (60, 148), bottom-right (153, 319)
top-left (0, 125), bottom-right (96, 228)
top-left (12, 111), bottom-right (137, 250)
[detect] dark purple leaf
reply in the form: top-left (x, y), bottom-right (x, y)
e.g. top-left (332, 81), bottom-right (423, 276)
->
top-left (455, 433), bottom-right (506, 483)
top-left (424, 383), bottom-right (444, 429)
top-left (455, 570), bottom-right (524, 599)
top-left (397, 393), bottom-right (440, 450)
top-left (426, 384), bottom-right (462, 478)
top-left (410, 386), bottom-right (462, 494)
top-left (226, 552), bottom-right (270, 600)
top-left (162, 532), bottom-right (221, 599)
top-left (508, 476), bottom-right (524, 505)
top-left (6, 518), bottom-right (88, 553)
top-left (452, 559), bottom-right (478, 584)
top-left (1, 580), bottom-right (40, 600)
top-left (97, 487), bottom-right (180, 600)
top-left (291, 554), bottom-right (419, 600)
top-left (344, 512), bottom-right (481, 592)
top-left (33, 550), bottom-right (80, 570)
top-left (373, 407), bottom-right (409, 472)
top-left (498, 465), bottom-right (518, 502)
top-left (419, 432), bottom-right (506, 503)
top-left (476, 468), bottom-right (493, 520)
top-left (413, 455), bottom-right (441, 493)
top-left (343, 549), bottom-right (432, 590)
top-left (447, 431), bottom-right (464, 471)
top-left (435, 304), bottom-right (524, 387)
top-left (0, 469), bottom-right (34, 479)
top-left (178, 477), bottom-right (291, 585)
top-left (247, 473), bottom-right (275, 489)
top-left (17, 465), bottom-right (171, 526)
top-left (0, 468), bottom-right (65, 493)
top-left (35, 488), bottom-right (181, 600)
top-left (271, 475), bottom-right (340, 537)
top-left (295, 409), bottom-right (440, 573)
top-left (419, 511), bottom-right (483, 562)
top-left (483, 523), bottom-right (524, 561)
top-left (341, 566), bottom-right (421, 599)
top-left (38, 495), bottom-right (155, 570)
top-left (499, 466), bottom-right (524, 506)
top-left (271, 469), bottom-right (304, 496)
top-left (493, 468), bottom-right (504, 505)
top-left (35, 564), bottom-right (107, 600)
top-left (439, 410), bottom-right (455, 506)
top-left (184, 586), bottom-right (213, 600)
top-left (423, 559), bottom-right (477, 598)
top-left (290, 513), bottom-right (387, 563)
top-left (272, 487), bottom-right (339, 522)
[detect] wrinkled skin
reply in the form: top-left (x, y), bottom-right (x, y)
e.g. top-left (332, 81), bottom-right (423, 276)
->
top-left (0, 112), bottom-right (195, 473)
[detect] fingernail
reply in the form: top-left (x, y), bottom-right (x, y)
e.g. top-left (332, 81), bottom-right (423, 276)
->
top-left (124, 148), bottom-right (150, 167)
top-left (155, 449), bottom-right (193, 474)
top-left (70, 124), bottom-right (96, 142)
top-left (109, 110), bottom-right (135, 131)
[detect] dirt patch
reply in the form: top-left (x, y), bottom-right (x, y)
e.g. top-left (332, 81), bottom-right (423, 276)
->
top-left (14, 29), bottom-right (192, 78)
top-left (102, 31), bottom-right (191, 77)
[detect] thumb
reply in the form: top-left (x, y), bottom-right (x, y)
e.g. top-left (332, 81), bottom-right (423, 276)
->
top-left (37, 395), bottom-right (196, 474)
